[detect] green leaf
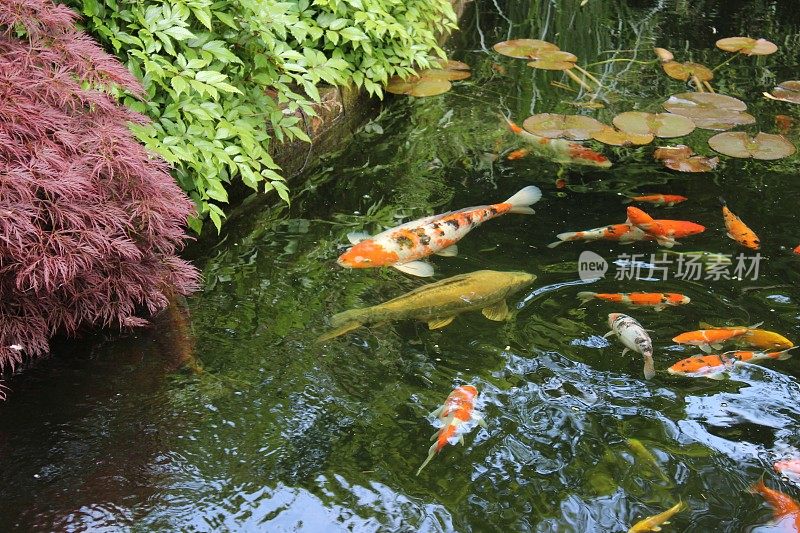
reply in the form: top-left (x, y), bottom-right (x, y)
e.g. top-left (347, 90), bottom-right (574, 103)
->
top-left (163, 26), bottom-right (195, 41)
top-left (340, 27), bottom-right (368, 41)
top-left (171, 75), bottom-right (189, 96)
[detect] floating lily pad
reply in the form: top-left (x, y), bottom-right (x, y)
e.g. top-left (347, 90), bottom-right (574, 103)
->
top-left (653, 145), bottom-right (719, 172)
top-left (654, 47), bottom-right (674, 62)
top-left (768, 80), bottom-right (800, 104)
top-left (592, 127), bottom-right (654, 146)
top-left (493, 39), bottom-right (559, 59)
top-left (663, 92), bottom-right (755, 130)
top-left (385, 76), bottom-right (451, 97)
top-left (522, 113), bottom-right (605, 140)
top-left (527, 50), bottom-right (578, 71)
top-left (716, 37), bottom-right (778, 56)
top-left (708, 132), bottom-right (796, 160)
top-left (662, 61), bottom-right (713, 82)
top-left (613, 112), bottom-right (695, 138)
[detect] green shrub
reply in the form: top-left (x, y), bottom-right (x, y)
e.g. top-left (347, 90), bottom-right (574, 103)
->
top-left (69, 0), bottom-right (457, 232)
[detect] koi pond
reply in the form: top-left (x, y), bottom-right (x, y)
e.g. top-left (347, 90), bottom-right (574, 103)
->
top-left (3, 0), bottom-right (800, 530)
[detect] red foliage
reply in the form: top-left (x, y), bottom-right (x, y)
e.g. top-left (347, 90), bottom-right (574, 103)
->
top-left (0, 0), bottom-right (199, 369)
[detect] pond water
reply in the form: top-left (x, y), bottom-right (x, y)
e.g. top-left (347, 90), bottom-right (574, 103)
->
top-left (3, 0), bottom-right (800, 530)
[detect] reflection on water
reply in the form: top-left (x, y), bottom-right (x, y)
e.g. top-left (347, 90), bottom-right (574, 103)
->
top-left (3, 0), bottom-right (800, 530)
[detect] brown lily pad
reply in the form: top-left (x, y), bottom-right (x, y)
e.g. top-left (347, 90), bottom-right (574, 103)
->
top-left (767, 80), bottom-right (800, 104)
top-left (385, 61), bottom-right (471, 96)
top-left (716, 37), bottom-right (778, 56)
top-left (708, 132), bottom-right (796, 160)
top-left (592, 126), bottom-right (654, 146)
top-left (522, 113), bottom-right (605, 140)
top-left (663, 92), bottom-right (755, 130)
top-left (613, 111), bottom-right (695, 138)
top-left (662, 61), bottom-right (714, 82)
top-left (493, 39), bottom-right (559, 59)
top-left (653, 145), bottom-right (719, 172)
top-left (527, 50), bottom-right (578, 71)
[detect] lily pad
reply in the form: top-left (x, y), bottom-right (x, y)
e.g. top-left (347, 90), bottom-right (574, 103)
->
top-left (522, 113), bottom-right (605, 140)
top-left (654, 47), bottom-right (674, 62)
top-left (592, 127), bottom-right (654, 146)
top-left (768, 80), bottom-right (800, 104)
top-left (653, 145), bottom-right (719, 172)
top-left (385, 76), bottom-right (451, 97)
top-left (613, 112), bottom-right (695, 138)
top-left (708, 132), bottom-right (796, 160)
top-left (493, 39), bottom-right (559, 59)
top-left (716, 37), bottom-right (778, 56)
top-left (663, 93), bottom-right (755, 130)
top-left (662, 61), bottom-right (713, 82)
top-left (527, 50), bottom-right (578, 71)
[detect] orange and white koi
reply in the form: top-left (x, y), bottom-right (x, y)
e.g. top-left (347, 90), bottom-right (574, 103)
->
top-left (627, 206), bottom-right (681, 248)
top-left (752, 480), bottom-right (800, 531)
top-left (667, 350), bottom-right (792, 379)
top-left (672, 325), bottom-right (754, 353)
top-left (698, 323), bottom-right (794, 351)
top-left (549, 220), bottom-right (705, 248)
top-left (623, 194), bottom-right (688, 207)
top-left (338, 186), bottom-right (541, 277)
top-left (502, 116), bottom-right (612, 168)
top-left (605, 313), bottom-right (656, 379)
top-left (720, 197), bottom-right (761, 250)
top-left (578, 292), bottom-right (690, 311)
top-left (417, 385), bottom-right (485, 475)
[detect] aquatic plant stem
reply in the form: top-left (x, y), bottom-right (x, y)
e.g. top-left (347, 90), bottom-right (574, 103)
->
top-left (712, 53), bottom-right (740, 72)
top-left (565, 68), bottom-right (594, 92)
top-left (584, 58), bottom-right (654, 67)
top-left (574, 65), bottom-right (601, 87)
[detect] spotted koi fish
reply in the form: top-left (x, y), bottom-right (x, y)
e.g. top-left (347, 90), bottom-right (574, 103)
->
top-left (605, 313), bottom-right (656, 379)
top-left (338, 186), bottom-right (542, 277)
top-left (548, 220), bottom-right (705, 248)
top-left (752, 481), bottom-right (800, 531)
top-left (502, 116), bottom-right (612, 168)
top-left (417, 385), bottom-right (485, 475)
top-left (577, 292), bottom-right (690, 311)
top-left (671, 324), bottom-right (757, 353)
top-left (623, 194), bottom-right (688, 207)
top-left (720, 197), bottom-right (761, 250)
top-left (626, 206), bottom-right (680, 248)
top-left (667, 350), bottom-right (792, 379)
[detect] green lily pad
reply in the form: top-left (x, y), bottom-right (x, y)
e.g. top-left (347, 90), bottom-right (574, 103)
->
top-left (493, 39), bottom-right (559, 59)
top-left (768, 81), bottom-right (800, 104)
top-left (662, 93), bottom-right (755, 130)
top-left (613, 112), bottom-right (695, 138)
top-left (716, 37), bottom-right (778, 56)
top-left (662, 61), bottom-right (713, 82)
top-left (708, 132), bottom-right (796, 160)
top-left (522, 113), bottom-right (605, 140)
top-left (592, 127), bottom-right (654, 146)
top-left (527, 50), bottom-right (578, 71)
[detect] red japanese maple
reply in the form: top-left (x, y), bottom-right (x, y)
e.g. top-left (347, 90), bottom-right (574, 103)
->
top-left (0, 0), bottom-right (199, 369)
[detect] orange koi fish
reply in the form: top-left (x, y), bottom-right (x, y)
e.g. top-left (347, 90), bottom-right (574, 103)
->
top-left (549, 220), bottom-right (705, 248)
top-left (578, 292), bottom-right (690, 311)
top-left (502, 116), bottom-right (612, 168)
top-left (698, 323), bottom-right (794, 351)
top-left (417, 385), bottom-right (485, 475)
top-left (627, 206), bottom-right (678, 247)
top-left (338, 186), bottom-right (541, 277)
top-left (720, 197), bottom-right (760, 250)
top-left (752, 480), bottom-right (800, 531)
top-left (667, 350), bottom-right (792, 379)
top-left (507, 148), bottom-right (530, 160)
top-left (794, 244), bottom-right (800, 255)
top-left (623, 194), bottom-right (688, 207)
top-left (672, 326), bottom-right (753, 353)
top-left (776, 459), bottom-right (800, 477)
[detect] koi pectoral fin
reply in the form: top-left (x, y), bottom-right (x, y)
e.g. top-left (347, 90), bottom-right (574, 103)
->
top-left (699, 344), bottom-right (713, 353)
top-left (435, 244), bottom-right (458, 257)
top-left (429, 406), bottom-right (444, 418)
top-left (316, 322), bottom-right (362, 342)
top-left (482, 300), bottom-right (510, 321)
top-left (428, 316), bottom-right (455, 329)
top-left (394, 261), bottom-right (434, 277)
top-left (603, 331), bottom-right (614, 339)
top-left (622, 347), bottom-right (630, 356)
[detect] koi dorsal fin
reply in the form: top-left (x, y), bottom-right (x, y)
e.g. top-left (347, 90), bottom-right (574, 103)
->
top-left (347, 231), bottom-right (371, 244)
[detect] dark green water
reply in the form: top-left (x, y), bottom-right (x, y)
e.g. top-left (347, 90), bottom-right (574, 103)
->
top-left (3, 0), bottom-right (800, 530)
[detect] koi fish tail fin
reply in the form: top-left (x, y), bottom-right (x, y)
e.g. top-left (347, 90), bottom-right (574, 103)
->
top-left (498, 111), bottom-right (524, 135)
top-left (718, 196), bottom-right (728, 206)
top-left (505, 185), bottom-right (542, 214)
top-left (316, 308), bottom-right (369, 342)
top-left (621, 197), bottom-right (633, 205)
top-left (576, 291), bottom-right (597, 304)
top-left (416, 441), bottom-right (439, 476)
top-left (774, 347), bottom-right (796, 360)
top-left (547, 232), bottom-right (575, 248)
top-left (643, 354), bottom-right (656, 380)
